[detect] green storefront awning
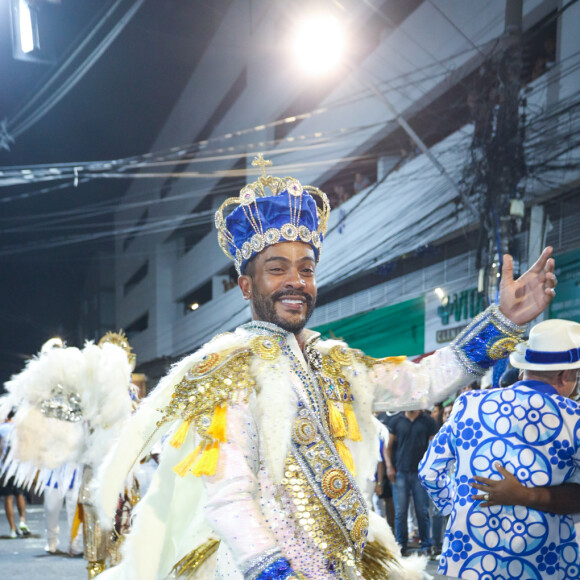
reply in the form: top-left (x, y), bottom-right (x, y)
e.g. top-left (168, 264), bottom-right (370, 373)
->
top-left (549, 247), bottom-right (580, 323)
top-left (313, 296), bottom-right (425, 358)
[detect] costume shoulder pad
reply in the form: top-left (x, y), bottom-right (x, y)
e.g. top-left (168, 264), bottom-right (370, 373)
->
top-left (158, 345), bottom-right (255, 429)
top-left (157, 345), bottom-right (256, 478)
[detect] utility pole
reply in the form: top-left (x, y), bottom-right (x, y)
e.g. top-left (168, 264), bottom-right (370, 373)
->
top-left (464, 0), bottom-right (526, 304)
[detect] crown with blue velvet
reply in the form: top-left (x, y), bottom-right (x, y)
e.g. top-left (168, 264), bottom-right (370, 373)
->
top-left (215, 154), bottom-right (330, 275)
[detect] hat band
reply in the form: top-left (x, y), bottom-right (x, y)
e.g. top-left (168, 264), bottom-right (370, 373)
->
top-left (525, 347), bottom-right (580, 364)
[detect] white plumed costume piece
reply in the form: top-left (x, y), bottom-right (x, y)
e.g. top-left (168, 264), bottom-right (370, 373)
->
top-left (0, 337), bottom-right (134, 495)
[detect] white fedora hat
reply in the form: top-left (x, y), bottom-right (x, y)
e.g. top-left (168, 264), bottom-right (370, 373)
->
top-left (510, 319), bottom-right (580, 371)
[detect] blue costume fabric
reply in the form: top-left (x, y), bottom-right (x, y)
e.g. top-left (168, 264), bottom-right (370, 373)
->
top-left (418, 380), bottom-right (580, 579)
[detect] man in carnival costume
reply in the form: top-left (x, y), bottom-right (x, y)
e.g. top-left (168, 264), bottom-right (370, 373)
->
top-left (0, 332), bottom-right (135, 577)
top-left (419, 318), bottom-right (580, 579)
top-left (96, 156), bottom-right (556, 580)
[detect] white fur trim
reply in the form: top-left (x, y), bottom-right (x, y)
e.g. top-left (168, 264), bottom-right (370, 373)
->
top-left (252, 354), bottom-right (297, 483)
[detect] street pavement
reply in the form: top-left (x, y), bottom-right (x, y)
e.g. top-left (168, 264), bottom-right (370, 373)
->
top-left (0, 503), bottom-right (85, 579)
top-left (1, 502), bottom-right (445, 579)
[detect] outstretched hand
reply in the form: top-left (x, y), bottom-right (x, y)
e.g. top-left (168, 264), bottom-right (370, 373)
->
top-left (499, 247), bottom-right (556, 326)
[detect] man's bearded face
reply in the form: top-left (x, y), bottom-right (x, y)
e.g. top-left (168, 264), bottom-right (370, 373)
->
top-left (242, 242), bottom-right (317, 334)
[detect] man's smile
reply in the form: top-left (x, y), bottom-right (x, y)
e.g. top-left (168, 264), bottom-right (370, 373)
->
top-left (278, 296), bottom-right (307, 311)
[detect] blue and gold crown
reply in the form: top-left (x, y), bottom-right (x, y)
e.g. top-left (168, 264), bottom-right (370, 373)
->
top-left (215, 155), bottom-right (330, 275)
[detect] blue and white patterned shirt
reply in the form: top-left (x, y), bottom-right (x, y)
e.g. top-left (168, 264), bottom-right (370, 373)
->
top-left (419, 380), bottom-right (580, 580)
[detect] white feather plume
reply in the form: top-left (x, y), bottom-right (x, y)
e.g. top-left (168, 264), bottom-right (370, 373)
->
top-left (1, 337), bottom-right (134, 492)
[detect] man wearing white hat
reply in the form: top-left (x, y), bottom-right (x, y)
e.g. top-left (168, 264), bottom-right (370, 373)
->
top-left (419, 318), bottom-right (580, 579)
top-left (471, 319), bottom-right (580, 516)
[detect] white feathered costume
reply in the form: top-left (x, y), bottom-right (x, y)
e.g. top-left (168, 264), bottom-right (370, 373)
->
top-left (0, 338), bottom-right (133, 496)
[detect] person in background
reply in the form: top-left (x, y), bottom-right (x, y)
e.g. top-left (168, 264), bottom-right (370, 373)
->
top-left (471, 462), bottom-right (580, 514)
top-left (430, 403), bottom-right (443, 426)
top-left (499, 363), bottom-right (520, 388)
top-left (0, 411), bottom-right (31, 539)
top-left (428, 402), bottom-right (449, 560)
top-left (384, 409), bottom-right (437, 556)
top-left (419, 318), bottom-right (580, 579)
top-left (0, 333), bottom-right (135, 577)
top-left (441, 402), bottom-right (453, 424)
top-left (374, 416), bottom-right (395, 532)
top-left (353, 171), bottom-right (371, 194)
top-left (44, 463), bottom-right (83, 554)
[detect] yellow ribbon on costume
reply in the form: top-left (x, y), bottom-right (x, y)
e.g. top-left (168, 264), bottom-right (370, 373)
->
top-left (335, 439), bottom-right (356, 475)
top-left (328, 400), bottom-right (347, 438)
top-left (378, 355), bottom-right (406, 365)
top-left (344, 403), bottom-right (363, 442)
top-left (172, 405), bottom-right (228, 477)
top-left (173, 444), bottom-right (203, 477)
top-left (206, 405), bottom-right (227, 442)
top-left (71, 503), bottom-right (84, 545)
top-left (169, 419), bottom-right (191, 449)
top-left (173, 440), bottom-right (222, 478)
top-left (191, 440), bottom-right (220, 476)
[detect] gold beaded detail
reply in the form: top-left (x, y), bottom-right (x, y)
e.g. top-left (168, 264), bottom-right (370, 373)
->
top-left (250, 336), bottom-right (281, 360)
top-left (282, 454), bottom-right (359, 571)
top-left (306, 347), bottom-right (353, 404)
top-left (157, 348), bottom-right (256, 431)
top-left (351, 514), bottom-right (369, 546)
top-left (328, 345), bottom-right (352, 366)
top-left (487, 336), bottom-right (520, 360)
top-left (283, 405), bottom-right (368, 570)
top-left (351, 349), bottom-right (407, 368)
top-left (168, 538), bottom-right (221, 578)
top-left (194, 352), bottom-right (221, 375)
top-left (321, 468), bottom-right (349, 499)
top-left (293, 416), bottom-right (318, 446)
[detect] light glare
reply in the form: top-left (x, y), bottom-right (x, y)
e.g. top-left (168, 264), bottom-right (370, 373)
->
top-left (293, 16), bottom-right (344, 75)
top-left (434, 287), bottom-right (448, 305)
top-left (19, 0), bottom-right (34, 54)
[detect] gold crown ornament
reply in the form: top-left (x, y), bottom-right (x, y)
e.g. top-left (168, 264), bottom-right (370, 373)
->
top-left (214, 154), bottom-right (331, 275)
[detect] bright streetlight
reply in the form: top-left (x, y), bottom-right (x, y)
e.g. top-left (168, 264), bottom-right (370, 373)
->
top-left (292, 12), bottom-right (478, 220)
top-left (292, 15), bottom-right (345, 75)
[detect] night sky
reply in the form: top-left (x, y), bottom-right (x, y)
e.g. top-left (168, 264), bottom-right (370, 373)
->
top-left (0, 0), bottom-right (230, 385)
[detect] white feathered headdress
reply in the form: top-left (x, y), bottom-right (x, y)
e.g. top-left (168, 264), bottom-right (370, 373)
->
top-left (1, 334), bottom-right (134, 492)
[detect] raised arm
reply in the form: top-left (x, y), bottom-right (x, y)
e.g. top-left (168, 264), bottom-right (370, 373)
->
top-left (369, 248), bottom-right (557, 413)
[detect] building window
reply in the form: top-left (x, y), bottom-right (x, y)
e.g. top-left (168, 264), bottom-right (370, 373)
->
top-left (125, 312), bottom-right (149, 339)
top-left (124, 261), bottom-right (148, 296)
top-left (521, 11), bottom-right (557, 85)
top-left (122, 208), bottom-right (149, 252)
top-left (182, 280), bottom-right (212, 314)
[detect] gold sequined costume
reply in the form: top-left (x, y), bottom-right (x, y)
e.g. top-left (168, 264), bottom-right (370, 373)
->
top-left (95, 304), bottom-right (524, 580)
